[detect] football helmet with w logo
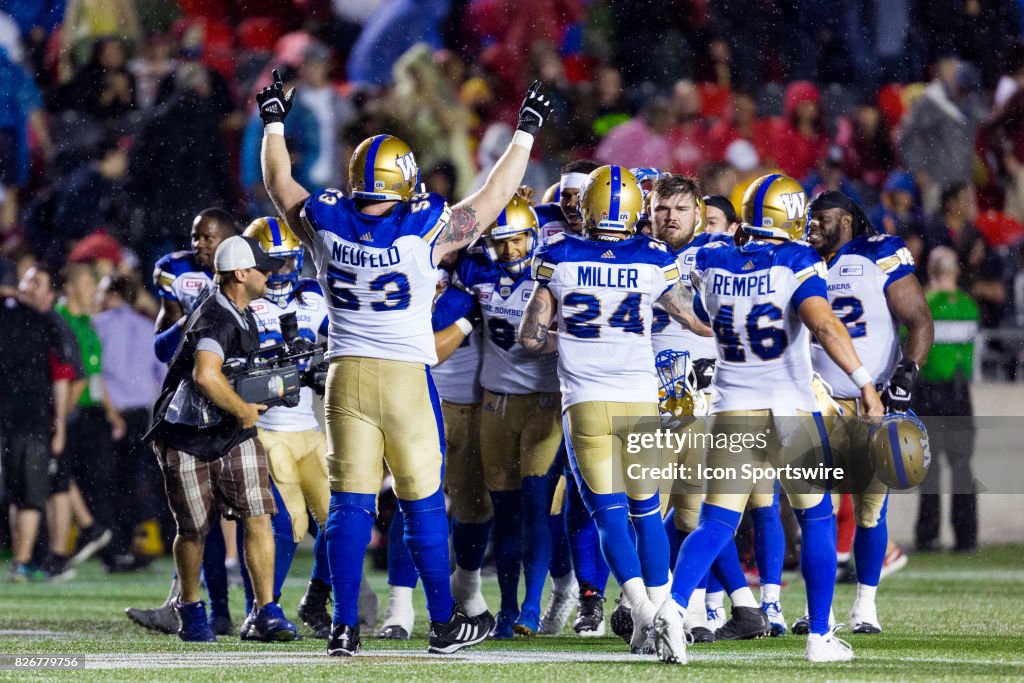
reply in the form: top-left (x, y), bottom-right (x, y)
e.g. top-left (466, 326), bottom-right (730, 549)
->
top-left (741, 173), bottom-right (809, 241)
top-left (349, 134), bottom-right (420, 202)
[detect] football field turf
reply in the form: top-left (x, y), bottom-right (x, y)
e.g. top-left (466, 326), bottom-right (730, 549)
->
top-left (1, 545), bottom-right (1022, 681)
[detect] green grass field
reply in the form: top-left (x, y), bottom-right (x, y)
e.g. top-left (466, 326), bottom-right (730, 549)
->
top-left (1, 545), bottom-right (1023, 681)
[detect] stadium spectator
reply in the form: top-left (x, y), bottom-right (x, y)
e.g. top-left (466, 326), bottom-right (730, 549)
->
top-left (837, 96), bottom-right (895, 193)
top-left (126, 31), bottom-right (176, 110)
top-left (871, 170), bottom-right (927, 267)
top-left (0, 45), bottom-right (52, 230)
top-left (52, 136), bottom-right (129, 245)
top-left (295, 42), bottom-right (353, 189)
top-left (595, 96), bottom-right (674, 170)
top-left (774, 80), bottom-right (829, 181)
top-left (706, 89), bottom-right (774, 164)
top-left (915, 246), bottom-right (979, 553)
top-left (60, 0), bottom-right (142, 71)
top-left (93, 273), bottom-right (165, 570)
top-left (51, 36), bottom-right (135, 123)
top-left (666, 80), bottom-right (711, 177)
top-left (0, 0), bottom-right (64, 82)
top-left (347, 0), bottom-right (448, 87)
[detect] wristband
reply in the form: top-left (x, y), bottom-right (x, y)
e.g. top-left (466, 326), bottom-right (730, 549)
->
top-left (454, 318), bottom-right (474, 335)
top-left (511, 130), bottom-right (535, 150)
top-left (264, 122), bottom-right (285, 137)
top-left (849, 366), bottom-right (872, 388)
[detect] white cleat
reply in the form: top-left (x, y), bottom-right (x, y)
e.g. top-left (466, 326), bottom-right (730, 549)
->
top-left (761, 601), bottom-right (787, 637)
top-left (539, 583), bottom-right (579, 635)
top-left (578, 618), bottom-right (605, 637)
top-left (849, 601), bottom-right (882, 634)
top-left (706, 605), bottom-right (726, 632)
top-left (653, 601), bottom-right (688, 665)
top-left (806, 626), bottom-right (855, 662)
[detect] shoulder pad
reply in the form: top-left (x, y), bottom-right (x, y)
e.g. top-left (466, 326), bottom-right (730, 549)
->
top-left (543, 231), bottom-right (566, 246)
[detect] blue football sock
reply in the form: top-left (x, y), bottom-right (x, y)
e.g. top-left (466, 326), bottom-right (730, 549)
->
top-left (548, 510), bottom-right (572, 579)
top-left (400, 488), bottom-right (455, 624)
top-left (202, 521), bottom-right (229, 619)
top-left (751, 503), bottom-right (785, 587)
top-left (591, 503), bottom-right (643, 586)
top-left (452, 517), bottom-right (493, 572)
top-left (706, 566), bottom-right (724, 595)
top-left (387, 509), bottom-right (418, 589)
top-left (268, 481), bottom-right (296, 601)
top-left (853, 495), bottom-right (889, 587)
top-left (670, 503), bottom-right (741, 608)
top-left (236, 523), bottom-right (254, 614)
top-left (490, 489), bottom-right (522, 613)
top-left (311, 521), bottom-right (330, 586)
top-left (521, 475), bottom-right (555, 615)
top-left (565, 473), bottom-right (599, 588)
top-left (664, 510), bottom-right (684, 562)
top-left (794, 495), bottom-right (837, 635)
top-left (711, 536), bottom-right (748, 594)
top-left (629, 494), bottom-right (670, 588)
top-left (326, 491), bottom-right (376, 627)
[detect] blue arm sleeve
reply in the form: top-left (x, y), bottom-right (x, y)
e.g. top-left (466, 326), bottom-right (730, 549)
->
top-left (694, 292), bottom-right (710, 324)
top-left (154, 321), bottom-right (184, 363)
top-left (431, 287), bottom-right (477, 332)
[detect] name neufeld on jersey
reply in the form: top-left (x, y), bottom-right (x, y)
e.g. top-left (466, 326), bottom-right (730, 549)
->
top-left (331, 242), bottom-right (402, 268)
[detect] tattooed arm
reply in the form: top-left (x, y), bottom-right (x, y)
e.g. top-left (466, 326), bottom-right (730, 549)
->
top-left (518, 284), bottom-right (559, 354)
top-left (656, 282), bottom-right (713, 336)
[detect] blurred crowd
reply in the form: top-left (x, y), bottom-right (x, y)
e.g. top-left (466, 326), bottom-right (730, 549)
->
top-left (3, 1), bottom-right (1024, 341)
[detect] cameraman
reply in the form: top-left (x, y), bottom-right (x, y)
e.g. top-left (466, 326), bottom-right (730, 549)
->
top-left (147, 236), bottom-right (296, 642)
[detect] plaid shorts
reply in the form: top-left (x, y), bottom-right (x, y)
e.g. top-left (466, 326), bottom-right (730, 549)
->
top-left (155, 437), bottom-right (277, 537)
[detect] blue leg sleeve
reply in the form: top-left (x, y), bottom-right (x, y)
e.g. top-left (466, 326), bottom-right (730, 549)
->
top-left (670, 503), bottom-right (741, 608)
top-left (452, 518), bottom-right (493, 572)
top-left (751, 502), bottom-right (785, 586)
top-left (521, 474), bottom-right (555, 615)
top-left (399, 487), bottom-right (455, 624)
top-left (326, 491), bottom-right (376, 627)
top-left (203, 521), bottom-right (229, 620)
top-left (853, 494), bottom-right (889, 587)
top-left (629, 494), bottom-right (670, 588)
top-left (490, 489), bottom-right (522, 613)
top-left (311, 519), bottom-right (330, 586)
top-left (710, 535), bottom-right (748, 594)
top-left (794, 495), bottom-right (837, 635)
top-left (268, 480), bottom-right (296, 602)
top-left (387, 509), bottom-right (419, 589)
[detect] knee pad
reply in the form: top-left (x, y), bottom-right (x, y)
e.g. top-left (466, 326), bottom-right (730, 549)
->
top-left (793, 493), bottom-right (833, 523)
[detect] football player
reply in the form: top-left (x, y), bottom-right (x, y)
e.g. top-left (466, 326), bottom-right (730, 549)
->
top-left (702, 195), bottom-right (740, 235)
top-left (519, 165), bottom-right (710, 654)
top-left (451, 197), bottom-right (563, 637)
top-left (803, 190), bottom-right (933, 634)
top-left (533, 160), bottom-right (600, 240)
top-left (653, 174), bottom-right (883, 665)
top-left (259, 71), bottom-right (553, 655)
top-left (126, 209), bottom-right (240, 637)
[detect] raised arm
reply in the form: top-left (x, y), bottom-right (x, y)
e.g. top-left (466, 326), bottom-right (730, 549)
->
top-left (432, 83), bottom-right (554, 263)
top-left (656, 281), bottom-right (713, 336)
top-left (518, 284), bottom-right (558, 354)
top-left (258, 70), bottom-right (313, 249)
top-left (798, 296), bottom-right (883, 416)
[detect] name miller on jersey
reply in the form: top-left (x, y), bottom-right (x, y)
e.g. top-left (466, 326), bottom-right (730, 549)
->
top-left (331, 242), bottom-right (402, 268)
top-left (710, 272), bottom-right (777, 297)
top-left (577, 266), bottom-right (639, 288)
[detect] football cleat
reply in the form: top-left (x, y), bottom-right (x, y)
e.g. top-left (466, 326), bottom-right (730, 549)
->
top-left (761, 601), bottom-right (787, 637)
top-left (573, 586), bottom-right (605, 637)
top-left (491, 609), bottom-right (518, 639)
top-left (630, 621), bottom-right (656, 655)
top-left (689, 626), bottom-right (716, 643)
top-left (377, 624), bottom-right (409, 640)
top-left (126, 603), bottom-right (180, 635)
top-left (540, 581), bottom-right (580, 635)
top-left (175, 599), bottom-right (216, 643)
top-left (428, 604), bottom-right (490, 654)
top-left (240, 610), bottom-right (257, 640)
top-left (513, 609), bottom-right (540, 637)
top-left (706, 605), bottom-right (726, 632)
top-left (610, 596), bottom-right (634, 642)
top-left (248, 603), bottom-right (297, 642)
top-left (653, 600), bottom-right (688, 665)
top-left (806, 626), bottom-right (855, 662)
top-left (70, 526), bottom-right (113, 566)
top-left (880, 544), bottom-right (908, 580)
top-left (297, 580), bottom-right (332, 639)
top-left (715, 606), bottom-right (770, 640)
top-left (327, 624), bottom-right (360, 656)
top-left (209, 612), bottom-right (234, 637)
top-left (792, 608), bottom-right (836, 636)
top-left (849, 601), bottom-right (882, 634)
top-left (836, 559), bottom-right (858, 584)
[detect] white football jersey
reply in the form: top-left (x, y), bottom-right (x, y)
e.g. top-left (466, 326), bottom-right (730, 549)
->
top-left (431, 329), bottom-right (483, 404)
top-left (692, 239), bottom-right (829, 413)
top-left (533, 233), bottom-right (680, 409)
top-left (153, 250), bottom-right (213, 315)
top-left (811, 234), bottom-right (916, 398)
top-left (456, 253), bottom-right (559, 395)
top-left (302, 189), bottom-right (450, 364)
top-left (652, 232), bottom-right (725, 360)
top-left (248, 280), bottom-right (329, 432)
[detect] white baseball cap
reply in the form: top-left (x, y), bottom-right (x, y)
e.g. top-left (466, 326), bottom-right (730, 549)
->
top-left (214, 236), bottom-right (286, 273)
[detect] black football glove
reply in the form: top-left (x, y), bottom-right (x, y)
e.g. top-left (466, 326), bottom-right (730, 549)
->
top-left (692, 357), bottom-right (716, 391)
top-left (516, 80), bottom-right (553, 136)
top-left (256, 68), bottom-right (294, 125)
top-left (884, 359), bottom-right (918, 413)
top-left (456, 305), bottom-right (483, 333)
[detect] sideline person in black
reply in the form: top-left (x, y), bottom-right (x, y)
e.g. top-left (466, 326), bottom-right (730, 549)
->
top-left (146, 235), bottom-right (296, 642)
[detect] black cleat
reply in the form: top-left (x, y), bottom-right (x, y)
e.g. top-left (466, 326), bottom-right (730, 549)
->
top-left (610, 598), bottom-right (634, 642)
top-left (791, 614), bottom-right (810, 635)
top-left (428, 603), bottom-right (490, 654)
top-left (298, 580), bottom-right (332, 639)
top-left (377, 624), bottom-right (409, 640)
top-left (836, 560), bottom-right (857, 584)
top-left (689, 626), bottom-right (717, 643)
top-left (125, 603), bottom-right (180, 634)
top-left (715, 606), bottom-right (770, 640)
top-left (327, 624), bottom-right (360, 656)
top-left (573, 585), bottom-right (605, 636)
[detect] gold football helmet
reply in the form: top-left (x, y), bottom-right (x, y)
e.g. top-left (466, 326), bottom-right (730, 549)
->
top-left (483, 196), bottom-right (539, 276)
top-left (349, 134), bottom-right (419, 201)
top-left (868, 412), bottom-right (931, 490)
top-left (741, 173), bottom-right (808, 241)
top-left (244, 216), bottom-right (303, 303)
top-left (579, 165), bottom-right (644, 238)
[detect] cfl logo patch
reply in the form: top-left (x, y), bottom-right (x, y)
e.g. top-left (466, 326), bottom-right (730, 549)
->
top-left (395, 152), bottom-right (417, 182)
top-left (778, 192), bottom-right (807, 220)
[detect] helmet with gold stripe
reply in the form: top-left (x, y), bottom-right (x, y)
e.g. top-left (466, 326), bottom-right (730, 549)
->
top-left (741, 173), bottom-right (809, 241)
top-left (244, 216), bottom-right (303, 304)
top-left (349, 134), bottom-right (419, 202)
top-left (579, 165), bottom-right (644, 239)
top-left (868, 411), bottom-right (931, 490)
top-left (483, 196), bottom-right (539, 276)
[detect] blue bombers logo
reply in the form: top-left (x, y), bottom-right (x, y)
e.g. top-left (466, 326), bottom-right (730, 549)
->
top-left (778, 192), bottom-right (807, 220)
top-left (395, 152), bottom-right (417, 181)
